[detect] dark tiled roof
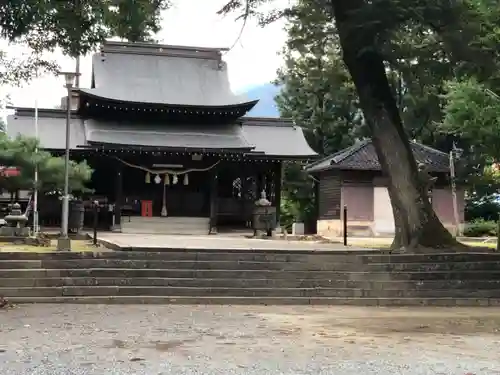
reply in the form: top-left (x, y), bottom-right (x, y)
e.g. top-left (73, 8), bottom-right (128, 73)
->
top-left (6, 111), bottom-right (318, 158)
top-left (241, 117), bottom-right (317, 158)
top-left (85, 119), bottom-right (253, 151)
top-left (305, 139), bottom-right (449, 173)
top-left (81, 41), bottom-right (257, 109)
top-left (6, 112), bottom-right (86, 150)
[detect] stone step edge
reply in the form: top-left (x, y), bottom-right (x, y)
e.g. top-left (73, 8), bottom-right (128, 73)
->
top-left (0, 249), bottom-right (497, 258)
top-left (2, 260), bottom-right (500, 269)
top-left (4, 286), bottom-right (500, 297)
top-left (98, 239), bottom-right (383, 254)
top-left (4, 267), bottom-right (500, 281)
top-left (3, 277), bottom-right (500, 283)
top-left (2, 268), bottom-right (500, 274)
top-left (5, 296), bottom-right (499, 306)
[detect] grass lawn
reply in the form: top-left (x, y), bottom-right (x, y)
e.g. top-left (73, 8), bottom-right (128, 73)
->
top-left (346, 237), bottom-right (497, 250)
top-left (0, 240), bottom-right (105, 253)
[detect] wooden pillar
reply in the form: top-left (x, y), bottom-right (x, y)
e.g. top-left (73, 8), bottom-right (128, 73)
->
top-left (313, 178), bottom-right (320, 235)
top-left (113, 161), bottom-right (123, 232)
top-left (274, 162), bottom-right (282, 227)
top-left (209, 166), bottom-right (218, 234)
top-left (266, 170), bottom-right (273, 200)
top-left (256, 167), bottom-right (264, 199)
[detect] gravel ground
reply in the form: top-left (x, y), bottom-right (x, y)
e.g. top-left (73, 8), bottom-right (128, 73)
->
top-left (1, 304), bottom-right (499, 374)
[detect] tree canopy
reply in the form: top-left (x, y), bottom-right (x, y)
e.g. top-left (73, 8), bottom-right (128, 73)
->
top-left (0, 0), bottom-right (168, 198)
top-left (0, 0), bottom-right (171, 84)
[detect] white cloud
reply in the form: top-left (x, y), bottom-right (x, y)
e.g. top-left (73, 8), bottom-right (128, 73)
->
top-left (6, 0), bottom-right (287, 108)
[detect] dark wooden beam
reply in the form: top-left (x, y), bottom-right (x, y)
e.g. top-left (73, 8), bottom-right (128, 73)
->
top-left (113, 161), bottom-right (123, 232)
top-left (209, 166), bottom-right (219, 234)
top-left (274, 162), bottom-right (282, 227)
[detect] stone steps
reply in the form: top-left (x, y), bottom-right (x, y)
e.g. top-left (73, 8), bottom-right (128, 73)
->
top-left (0, 251), bottom-right (499, 306)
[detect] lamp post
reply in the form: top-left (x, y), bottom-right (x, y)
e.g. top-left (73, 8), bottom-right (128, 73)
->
top-left (56, 71), bottom-right (80, 251)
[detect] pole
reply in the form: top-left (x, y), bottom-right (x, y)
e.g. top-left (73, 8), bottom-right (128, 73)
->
top-left (449, 150), bottom-right (461, 237)
top-left (57, 86), bottom-right (72, 251)
top-left (33, 96), bottom-right (39, 235)
top-left (75, 56), bottom-right (80, 89)
top-left (343, 205), bottom-right (347, 246)
top-left (93, 201), bottom-right (99, 246)
top-left (75, 0), bottom-right (80, 89)
top-left (497, 213), bottom-right (500, 252)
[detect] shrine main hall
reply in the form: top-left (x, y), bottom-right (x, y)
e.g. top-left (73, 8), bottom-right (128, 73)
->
top-left (7, 41), bottom-right (316, 234)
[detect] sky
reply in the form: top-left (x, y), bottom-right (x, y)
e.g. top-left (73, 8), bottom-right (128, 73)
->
top-left (6, 0), bottom-right (288, 109)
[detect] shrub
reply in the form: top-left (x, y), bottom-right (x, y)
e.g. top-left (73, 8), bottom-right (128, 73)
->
top-left (463, 219), bottom-right (498, 237)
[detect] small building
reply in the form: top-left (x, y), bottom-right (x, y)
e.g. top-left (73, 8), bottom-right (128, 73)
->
top-left (304, 139), bottom-right (465, 237)
top-left (7, 41), bottom-right (317, 234)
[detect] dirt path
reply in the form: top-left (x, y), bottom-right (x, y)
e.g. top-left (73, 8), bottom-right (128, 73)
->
top-left (1, 305), bottom-right (499, 374)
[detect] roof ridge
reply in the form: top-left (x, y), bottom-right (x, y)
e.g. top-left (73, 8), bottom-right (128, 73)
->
top-left (410, 141), bottom-right (449, 157)
top-left (332, 139), bottom-right (371, 164)
top-left (304, 153), bottom-right (334, 169)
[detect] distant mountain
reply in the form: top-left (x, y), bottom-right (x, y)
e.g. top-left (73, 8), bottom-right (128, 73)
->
top-left (242, 83), bottom-right (281, 118)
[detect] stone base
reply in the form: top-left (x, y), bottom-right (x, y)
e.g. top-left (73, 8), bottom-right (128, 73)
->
top-left (56, 237), bottom-right (72, 251)
top-left (0, 227), bottom-right (30, 237)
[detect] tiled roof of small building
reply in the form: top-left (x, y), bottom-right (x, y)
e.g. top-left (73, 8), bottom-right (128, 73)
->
top-left (304, 139), bottom-right (449, 173)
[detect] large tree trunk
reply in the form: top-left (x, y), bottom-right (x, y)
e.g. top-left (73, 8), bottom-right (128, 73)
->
top-left (330, 0), bottom-right (462, 252)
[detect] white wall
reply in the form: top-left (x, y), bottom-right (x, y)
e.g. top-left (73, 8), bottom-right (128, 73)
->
top-left (373, 187), bottom-right (395, 235)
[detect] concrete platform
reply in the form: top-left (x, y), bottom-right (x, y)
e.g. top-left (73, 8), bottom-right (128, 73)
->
top-left (97, 233), bottom-right (376, 252)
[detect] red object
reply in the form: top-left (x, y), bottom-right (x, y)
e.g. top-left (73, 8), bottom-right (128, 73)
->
top-left (141, 200), bottom-right (153, 217)
top-left (0, 166), bottom-right (20, 177)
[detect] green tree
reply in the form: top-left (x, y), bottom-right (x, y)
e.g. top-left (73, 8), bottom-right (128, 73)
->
top-left (0, 133), bottom-right (93, 195)
top-left (219, 0), bottom-right (500, 251)
top-left (275, 1), bottom-right (361, 155)
top-left (0, 0), bottom-right (167, 198)
top-left (441, 78), bottom-right (500, 161)
top-left (275, 0), bottom-right (361, 229)
top-left (441, 78), bottom-right (500, 202)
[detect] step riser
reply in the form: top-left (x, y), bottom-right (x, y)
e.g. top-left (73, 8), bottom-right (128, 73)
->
top-left (0, 259), bottom-right (497, 272)
top-left (121, 230), bottom-right (208, 235)
top-left (0, 260), bottom-right (362, 271)
top-left (3, 278), bottom-right (500, 290)
top-left (3, 286), bottom-right (500, 299)
top-left (0, 269), bottom-right (369, 279)
top-left (0, 252), bottom-right (368, 263)
top-left (3, 296), bottom-right (499, 307)
top-left (2, 268), bottom-right (500, 280)
top-left (364, 253), bottom-right (500, 263)
top-left (4, 252), bottom-right (499, 263)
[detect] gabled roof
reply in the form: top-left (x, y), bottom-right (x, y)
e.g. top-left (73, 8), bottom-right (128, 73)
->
top-left (6, 110), bottom-right (317, 159)
top-left (79, 41), bottom-right (257, 110)
top-left (305, 139), bottom-right (449, 173)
